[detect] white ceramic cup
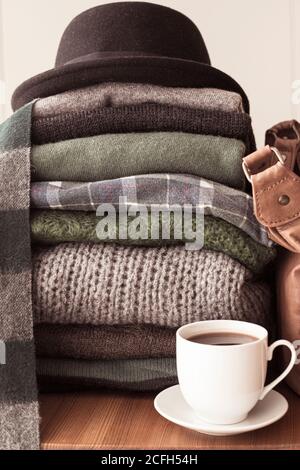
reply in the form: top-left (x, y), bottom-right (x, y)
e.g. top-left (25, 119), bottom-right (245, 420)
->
top-left (177, 320), bottom-right (297, 425)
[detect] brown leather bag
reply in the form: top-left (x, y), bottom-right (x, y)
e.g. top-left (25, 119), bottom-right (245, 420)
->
top-left (243, 120), bottom-right (300, 395)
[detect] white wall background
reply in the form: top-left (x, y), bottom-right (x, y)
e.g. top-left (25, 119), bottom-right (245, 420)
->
top-left (0, 0), bottom-right (300, 146)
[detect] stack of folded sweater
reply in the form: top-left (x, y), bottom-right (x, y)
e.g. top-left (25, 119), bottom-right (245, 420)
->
top-left (30, 83), bottom-right (275, 391)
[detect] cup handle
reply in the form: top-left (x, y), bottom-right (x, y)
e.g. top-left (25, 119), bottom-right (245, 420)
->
top-left (259, 339), bottom-right (297, 400)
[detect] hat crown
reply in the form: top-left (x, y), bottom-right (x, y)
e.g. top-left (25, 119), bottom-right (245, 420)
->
top-left (55, 2), bottom-right (211, 67)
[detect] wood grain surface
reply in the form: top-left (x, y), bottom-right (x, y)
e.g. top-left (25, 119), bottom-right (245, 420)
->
top-left (40, 385), bottom-right (300, 450)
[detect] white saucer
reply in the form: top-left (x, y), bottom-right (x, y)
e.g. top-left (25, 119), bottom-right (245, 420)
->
top-left (154, 385), bottom-right (288, 436)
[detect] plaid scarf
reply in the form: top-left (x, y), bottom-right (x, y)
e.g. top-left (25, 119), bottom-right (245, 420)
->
top-left (0, 103), bottom-right (39, 449)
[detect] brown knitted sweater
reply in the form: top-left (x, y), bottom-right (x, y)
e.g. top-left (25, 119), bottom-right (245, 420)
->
top-left (31, 104), bottom-right (256, 153)
top-left (34, 324), bottom-right (176, 360)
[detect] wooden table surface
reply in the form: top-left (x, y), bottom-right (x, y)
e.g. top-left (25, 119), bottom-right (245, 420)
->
top-left (40, 385), bottom-right (300, 450)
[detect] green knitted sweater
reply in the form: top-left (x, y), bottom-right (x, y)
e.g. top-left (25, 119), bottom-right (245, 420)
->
top-left (31, 211), bottom-right (276, 273)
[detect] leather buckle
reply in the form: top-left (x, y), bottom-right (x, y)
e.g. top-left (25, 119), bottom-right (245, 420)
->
top-left (242, 146), bottom-right (286, 183)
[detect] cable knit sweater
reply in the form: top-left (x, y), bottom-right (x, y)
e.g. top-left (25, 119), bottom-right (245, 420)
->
top-left (32, 243), bottom-right (271, 327)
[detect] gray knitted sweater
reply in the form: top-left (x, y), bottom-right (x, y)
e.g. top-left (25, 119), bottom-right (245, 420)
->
top-left (34, 83), bottom-right (245, 117)
top-left (33, 243), bottom-right (270, 327)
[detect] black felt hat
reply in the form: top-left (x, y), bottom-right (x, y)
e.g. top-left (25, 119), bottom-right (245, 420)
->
top-left (12, 2), bottom-right (249, 112)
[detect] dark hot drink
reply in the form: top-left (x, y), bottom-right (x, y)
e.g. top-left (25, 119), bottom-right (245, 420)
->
top-left (188, 331), bottom-right (257, 346)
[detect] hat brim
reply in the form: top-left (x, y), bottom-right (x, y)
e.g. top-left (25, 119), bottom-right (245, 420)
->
top-left (12, 56), bottom-right (249, 113)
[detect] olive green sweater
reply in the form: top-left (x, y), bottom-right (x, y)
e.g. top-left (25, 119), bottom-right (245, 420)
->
top-left (31, 210), bottom-right (276, 273)
top-left (31, 132), bottom-right (246, 189)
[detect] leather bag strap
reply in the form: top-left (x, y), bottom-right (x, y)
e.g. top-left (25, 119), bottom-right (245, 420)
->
top-left (242, 120), bottom-right (300, 252)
